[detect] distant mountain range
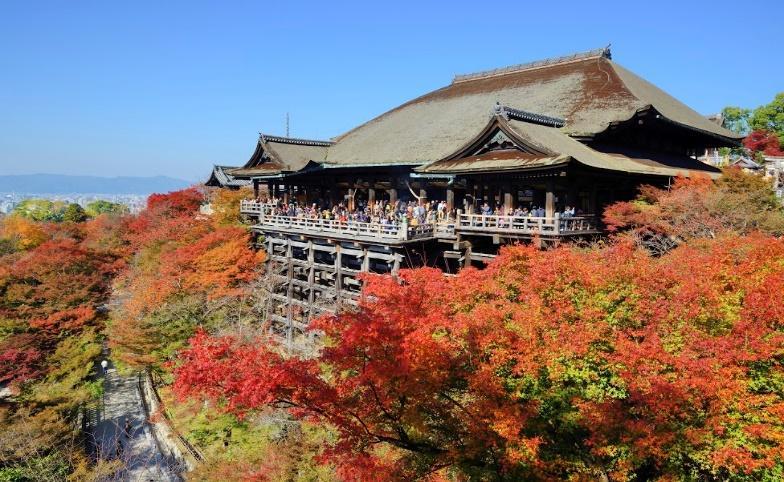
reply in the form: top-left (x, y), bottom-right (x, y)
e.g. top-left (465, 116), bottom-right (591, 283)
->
top-left (0, 174), bottom-right (193, 195)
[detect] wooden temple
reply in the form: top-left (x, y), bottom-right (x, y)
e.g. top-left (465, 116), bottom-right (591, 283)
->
top-left (210, 47), bottom-right (742, 343)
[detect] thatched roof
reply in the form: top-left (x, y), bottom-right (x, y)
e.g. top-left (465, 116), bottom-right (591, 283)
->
top-left (231, 48), bottom-right (737, 179)
top-left (323, 47), bottom-right (740, 167)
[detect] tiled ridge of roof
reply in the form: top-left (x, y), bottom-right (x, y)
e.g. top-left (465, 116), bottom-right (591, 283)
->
top-left (259, 133), bottom-right (333, 147)
top-left (495, 104), bottom-right (565, 128)
top-left (453, 46), bottom-right (612, 84)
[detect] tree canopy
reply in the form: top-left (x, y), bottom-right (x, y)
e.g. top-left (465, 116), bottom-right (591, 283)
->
top-left (174, 233), bottom-right (784, 481)
top-left (751, 92), bottom-right (784, 146)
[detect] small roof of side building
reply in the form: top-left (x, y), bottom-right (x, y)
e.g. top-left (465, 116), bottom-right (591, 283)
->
top-left (205, 165), bottom-right (252, 188)
top-left (418, 112), bottom-right (721, 178)
top-left (230, 134), bottom-right (331, 178)
top-left (325, 47), bottom-right (741, 167)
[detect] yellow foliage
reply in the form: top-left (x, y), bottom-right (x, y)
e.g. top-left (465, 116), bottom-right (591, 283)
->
top-left (209, 187), bottom-right (252, 225)
top-left (0, 214), bottom-right (49, 250)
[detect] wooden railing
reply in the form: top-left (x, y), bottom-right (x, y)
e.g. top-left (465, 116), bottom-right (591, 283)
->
top-left (240, 199), bottom-right (276, 215)
top-left (244, 199), bottom-right (598, 240)
top-left (457, 213), bottom-right (598, 235)
top-left (259, 215), bottom-right (435, 241)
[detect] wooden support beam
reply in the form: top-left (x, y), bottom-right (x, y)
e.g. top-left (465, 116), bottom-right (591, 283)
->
top-left (503, 183), bottom-right (514, 213)
top-left (388, 187), bottom-right (398, 204)
top-left (446, 186), bottom-right (455, 212)
top-left (368, 187), bottom-right (376, 206)
top-left (545, 180), bottom-right (555, 219)
top-left (334, 245), bottom-right (342, 296)
top-left (285, 239), bottom-right (294, 347)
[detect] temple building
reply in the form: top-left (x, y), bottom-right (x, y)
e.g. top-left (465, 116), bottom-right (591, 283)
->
top-left (209, 47), bottom-right (743, 343)
top-left (205, 165), bottom-right (252, 189)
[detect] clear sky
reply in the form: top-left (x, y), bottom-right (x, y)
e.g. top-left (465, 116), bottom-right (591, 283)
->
top-left (0, 0), bottom-right (781, 182)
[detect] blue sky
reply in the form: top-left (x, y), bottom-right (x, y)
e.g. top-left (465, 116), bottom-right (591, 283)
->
top-left (0, 0), bottom-right (781, 181)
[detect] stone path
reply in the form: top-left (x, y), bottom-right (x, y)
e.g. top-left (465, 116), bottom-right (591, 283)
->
top-left (93, 363), bottom-right (181, 482)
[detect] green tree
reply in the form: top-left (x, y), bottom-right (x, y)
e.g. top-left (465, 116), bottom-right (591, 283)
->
top-left (12, 199), bottom-right (66, 222)
top-left (721, 106), bottom-right (752, 136)
top-left (751, 92), bottom-right (784, 146)
top-left (85, 200), bottom-right (128, 217)
top-left (62, 203), bottom-right (88, 223)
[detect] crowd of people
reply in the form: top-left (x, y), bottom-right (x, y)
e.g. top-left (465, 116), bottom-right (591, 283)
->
top-left (265, 198), bottom-right (453, 226)
top-left (259, 197), bottom-right (582, 227)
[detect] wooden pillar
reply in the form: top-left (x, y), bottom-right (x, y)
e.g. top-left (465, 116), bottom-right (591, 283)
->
top-left (283, 185), bottom-right (290, 205)
top-left (334, 245), bottom-right (342, 296)
top-left (503, 183), bottom-right (514, 213)
top-left (253, 179), bottom-right (260, 199)
top-left (391, 253), bottom-right (401, 276)
top-left (368, 187), bottom-right (376, 206)
top-left (348, 187), bottom-right (355, 211)
top-left (388, 187), bottom-right (398, 204)
top-left (446, 186), bottom-right (455, 212)
top-left (272, 183), bottom-right (279, 199)
top-left (285, 239), bottom-right (294, 347)
top-left (545, 180), bottom-right (555, 219)
top-left (419, 187), bottom-right (427, 206)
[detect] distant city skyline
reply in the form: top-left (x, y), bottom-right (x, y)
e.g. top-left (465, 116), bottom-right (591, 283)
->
top-left (1, 0), bottom-right (782, 180)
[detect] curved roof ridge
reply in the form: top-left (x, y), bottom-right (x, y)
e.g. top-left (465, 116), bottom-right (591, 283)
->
top-left (260, 133), bottom-right (333, 147)
top-left (453, 47), bottom-right (611, 84)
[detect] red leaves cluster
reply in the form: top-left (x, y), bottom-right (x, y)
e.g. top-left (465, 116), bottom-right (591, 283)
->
top-left (744, 129), bottom-right (784, 156)
top-left (147, 187), bottom-right (204, 217)
top-left (0, 222), bottom-right (124, 388)
top-left (175, 235), bottom-right (784, 480)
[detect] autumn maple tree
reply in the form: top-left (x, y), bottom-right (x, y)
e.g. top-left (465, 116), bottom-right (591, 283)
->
top-left (743, 130), bottom-right (784, 157)
top-left (172, 229), bottom-right (784, 481)
top-left (108, 187), bottom-right (264, 371)
top-left (0, 210), bottom-right (127, 479)
top-left (173, 171), bottom-right (784, 481)
top-left (603, 168), bottom-right (784, 253)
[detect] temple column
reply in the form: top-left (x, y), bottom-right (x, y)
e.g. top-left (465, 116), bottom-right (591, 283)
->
top-left (503, 183), bottom-right (514, 213)
top-left (283, 184), bottom-right (290, 205)
top-left (368, 187), bottom-right (376, 206)
top-left (388, 187), bottom-right (398, 204)
top-left (446, 185), bottom-right (455, 212)
top-left (253, 179), bottom-right (260, 199)
top-left (545, 180), bottom-right (555, 218)
top-left (348, 186), bottom-right (356, 211)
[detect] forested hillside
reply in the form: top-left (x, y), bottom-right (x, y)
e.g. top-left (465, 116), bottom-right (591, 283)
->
top-left (3, 170), bottom-right (784, 481)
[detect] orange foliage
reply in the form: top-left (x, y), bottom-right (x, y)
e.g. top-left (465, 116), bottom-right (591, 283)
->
top-left (108, 188), bottom-right (263, 370)
top-left (175, 234), bottom-right (784, 480)
top-left (0, 214), bottom-right (50, 250)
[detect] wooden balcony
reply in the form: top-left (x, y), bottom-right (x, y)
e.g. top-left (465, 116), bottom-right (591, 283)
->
top-left (242, 200), bottom-right (600, 243)
top-left (240, 199), bottom-right (276, 216)
top-left (254, 214), bottom-right (436, 244)
top-left (456, 213), bottom-right (599, 237)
